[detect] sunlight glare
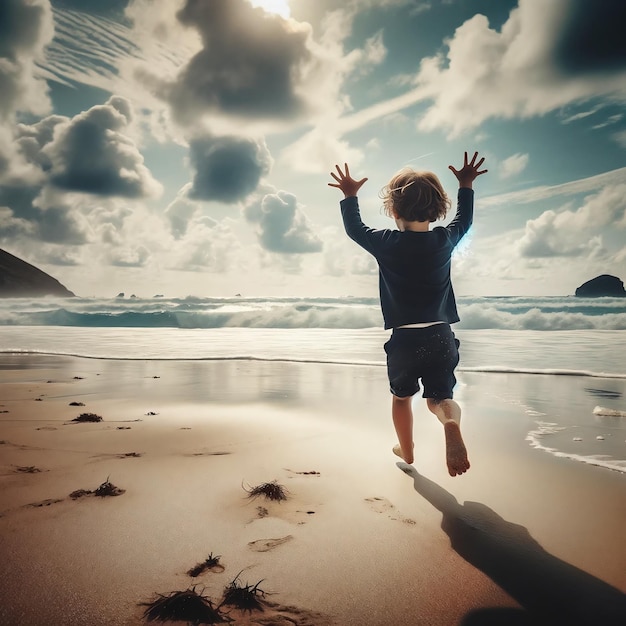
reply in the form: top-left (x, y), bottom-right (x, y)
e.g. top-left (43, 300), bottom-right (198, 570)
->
top-left (249, 0), bottom-right (291, 19)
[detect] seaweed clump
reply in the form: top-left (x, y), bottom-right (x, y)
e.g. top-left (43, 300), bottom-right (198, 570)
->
top-left (220, 572), bottom-right (266, 613)
top-left (243, 480), bottom-right (288, 502)
top-left (142, 587), bottom-right (228, 624)
top-left (72, 412), bottom-right (102, 423)
top-left (69, 489), bottom-right (92, 499)
top-left (94, 477), bottom-right (125, 497)
top-left (187, 553), bottom-right (225, 577)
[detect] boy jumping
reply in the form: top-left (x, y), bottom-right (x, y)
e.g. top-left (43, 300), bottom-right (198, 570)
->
top-left (328, 152), bottom-right (487, 476)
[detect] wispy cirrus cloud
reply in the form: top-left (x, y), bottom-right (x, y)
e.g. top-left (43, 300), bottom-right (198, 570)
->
top-left (480, 166), bottom-right (626, 208)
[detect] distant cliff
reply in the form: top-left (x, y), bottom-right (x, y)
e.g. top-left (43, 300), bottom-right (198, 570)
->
top-left (0, 248), bottom-right (75, 298)
top-left (575, 274), bottom-right (625, 297)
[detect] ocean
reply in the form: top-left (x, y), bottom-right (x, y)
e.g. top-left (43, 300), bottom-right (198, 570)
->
top-left (0, 295), bottom-right (625, 473)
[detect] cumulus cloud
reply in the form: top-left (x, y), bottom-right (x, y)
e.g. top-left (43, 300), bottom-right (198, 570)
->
top-left (499, 153), bottom-right (529, 179)
top-left (0, 96), bottom-right (162, 255)
top-left (42, 96), bottom-right (162, 198)
top-left (246, 190), bottom-right (322, 254)
top-left (0, 0), bottom-right (54, 183)
top-left (188, 134), bottom-right (272, 203)
top-left (0, 0), bottom-right (54, 121)
top-left (517, 184), bottom-right (626, 258)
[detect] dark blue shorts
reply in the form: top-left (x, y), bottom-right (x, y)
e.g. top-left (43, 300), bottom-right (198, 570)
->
top-left (384, 324), bottom-right (460, 399)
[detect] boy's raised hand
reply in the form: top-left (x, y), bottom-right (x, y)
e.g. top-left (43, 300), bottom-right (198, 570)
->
top-left (328, 163), bottom-right (368, 198)
top-left (449, 151), bottom-right (487, 189)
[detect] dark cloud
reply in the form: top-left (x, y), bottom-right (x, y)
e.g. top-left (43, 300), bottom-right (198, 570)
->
top-left (42, 96), bottom-right (161, 198)
top-left (0, 0), bottom-right (51, 62)
top-left (188, 134), bottom-right (272, 203)
top-left (167, 0), bottom-right (312, 123)
top-left (555, 0), bottom-right (626, 75)
top-left (256, 191), bottom-right (322, 254)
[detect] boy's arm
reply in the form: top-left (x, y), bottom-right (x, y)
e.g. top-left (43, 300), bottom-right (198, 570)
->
top-left (329, 164), bottom-right (385, 253)
top-left (445, 151), bottom-right (487, 246)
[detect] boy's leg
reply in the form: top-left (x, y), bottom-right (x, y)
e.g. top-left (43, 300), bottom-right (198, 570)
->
top-left (426, 398), bottom-right (470, 476)
top-left (391, 395), bottom-right (414, 464)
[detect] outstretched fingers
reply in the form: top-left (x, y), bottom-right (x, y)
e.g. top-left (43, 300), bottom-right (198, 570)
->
top-left (328, 163), bottom-right (347, 188)
top-left (468, 152), bottom-right (488, 176)
top-left (328, 163), bottom-right (368, 195)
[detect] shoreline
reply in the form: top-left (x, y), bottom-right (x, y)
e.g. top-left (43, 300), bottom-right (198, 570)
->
top-left (1, 355), bottom-right (625, 625)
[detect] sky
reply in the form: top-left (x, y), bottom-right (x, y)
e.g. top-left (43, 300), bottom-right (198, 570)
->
top-left (1, 0), bottom-right (625, 298)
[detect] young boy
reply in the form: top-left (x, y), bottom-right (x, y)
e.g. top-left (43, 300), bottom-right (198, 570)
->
top-left (328, 152), bottom-right (487, 476)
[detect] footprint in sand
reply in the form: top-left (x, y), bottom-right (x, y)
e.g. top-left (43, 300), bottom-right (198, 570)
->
top-left (248, 535), bottom-right (294, 552)
top-left (365, 497), bottom-right (416, 525)
top-left (255, 601), bottom-right (333, 625)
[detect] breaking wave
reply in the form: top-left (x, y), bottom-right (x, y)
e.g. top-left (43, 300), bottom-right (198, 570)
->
top-left (0, 295), bottom-right (624, 330)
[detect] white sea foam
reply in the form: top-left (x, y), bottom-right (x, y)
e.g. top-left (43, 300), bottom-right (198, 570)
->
top-left (593, 406), bottom-right (626, 417)
top-left (526, 422), bottom-right (626, 474)
top-left (457, 303), bottom-right (626, 331)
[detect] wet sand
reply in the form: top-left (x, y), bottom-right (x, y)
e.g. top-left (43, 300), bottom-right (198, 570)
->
top-left (0, 355), bottom-right (624, 625)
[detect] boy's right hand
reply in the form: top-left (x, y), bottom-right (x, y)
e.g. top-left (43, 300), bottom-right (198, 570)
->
top-left (449, 152), bottom-right (487, 189)
top-left (328, 163), bottom-right (368, 198)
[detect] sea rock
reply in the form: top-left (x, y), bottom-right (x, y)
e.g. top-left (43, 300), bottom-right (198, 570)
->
top-left (0, 248), bottom-right (75, 298)
top-left (575, 274), bottom-right (625, 297)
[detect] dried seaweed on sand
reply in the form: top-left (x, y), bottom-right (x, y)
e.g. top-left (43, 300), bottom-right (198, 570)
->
top-left (94, 477), bottom-right (125, 497)
top-left (141, 587), bottom-right (229, 623)
top-left (220, 572), bottom-right (266, 613)
top-left (187, 553), bottom-right (225, 577)
top-left (243, 480), bottom-right (288, 502)
top-left (71, 412), bottom-right (102, 423)
top-left (69, 489), bottom-right (92, 499)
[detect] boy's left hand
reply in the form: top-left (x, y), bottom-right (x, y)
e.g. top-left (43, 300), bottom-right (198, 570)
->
top-left (328, 163), bottom-right (368, 198)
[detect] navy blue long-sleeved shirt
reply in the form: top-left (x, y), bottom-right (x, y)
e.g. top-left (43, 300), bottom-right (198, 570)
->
top-left (341, 187), bottom-right (473, 329)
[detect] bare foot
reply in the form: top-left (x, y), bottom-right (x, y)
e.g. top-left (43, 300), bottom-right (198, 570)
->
top-left (392, 444), bottom-right (414, 464)
top-left (444, 421), bottom-right (470, 476)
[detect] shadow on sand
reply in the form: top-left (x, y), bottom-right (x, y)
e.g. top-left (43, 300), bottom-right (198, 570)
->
top-left (398, 464), bottom-right (626, 626)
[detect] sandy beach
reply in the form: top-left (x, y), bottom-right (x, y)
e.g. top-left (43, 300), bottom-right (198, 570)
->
top-left (0, 354), bottom-right (625, 626)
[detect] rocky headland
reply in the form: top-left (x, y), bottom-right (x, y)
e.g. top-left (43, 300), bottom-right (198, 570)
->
top-left (0, 248), bottom-right (75, 298)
